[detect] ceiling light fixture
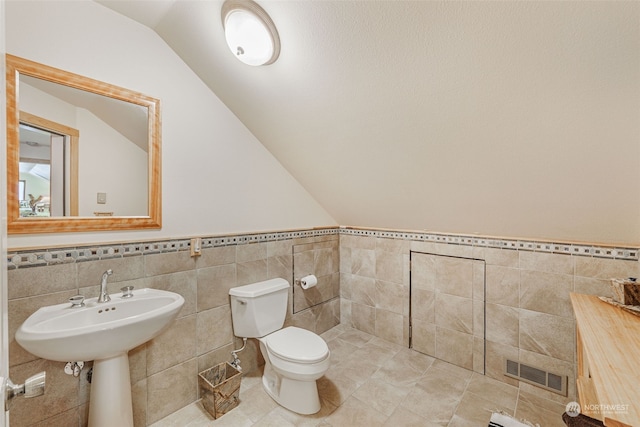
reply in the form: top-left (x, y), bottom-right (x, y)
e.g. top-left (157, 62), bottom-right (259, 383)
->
top-left (221, 0), bottom-right (280, 66)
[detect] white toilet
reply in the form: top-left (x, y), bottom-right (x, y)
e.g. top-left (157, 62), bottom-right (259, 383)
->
top-left (229, 278), bottom-right (331, 415)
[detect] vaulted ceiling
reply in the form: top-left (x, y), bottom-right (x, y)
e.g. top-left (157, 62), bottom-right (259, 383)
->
top-left (96, 0), bottom-right (640, 243)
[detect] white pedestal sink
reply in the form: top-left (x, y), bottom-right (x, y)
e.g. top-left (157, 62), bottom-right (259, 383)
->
top-left (15, 288), bottom-right (184, 427)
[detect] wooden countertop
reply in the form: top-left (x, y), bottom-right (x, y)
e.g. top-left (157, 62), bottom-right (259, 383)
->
top-left (570, 293), bottom-right (640, 426)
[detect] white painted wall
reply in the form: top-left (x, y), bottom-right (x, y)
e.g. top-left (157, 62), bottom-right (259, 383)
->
top-left (75, 109), bottom-right (147, 216)
top-left (5, 0), bottom-right (336, 249)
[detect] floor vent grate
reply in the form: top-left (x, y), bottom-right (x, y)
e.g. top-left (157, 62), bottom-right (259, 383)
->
top-left (504, 359), bottom-right (567, 396)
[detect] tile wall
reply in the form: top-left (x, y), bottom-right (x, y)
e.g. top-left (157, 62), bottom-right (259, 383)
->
top-left (339, 229), bottom-right (640, 407)
top-left (7, 229), bottom-right (340, 427)
top-left (7, 226), bottom-right (639, 426)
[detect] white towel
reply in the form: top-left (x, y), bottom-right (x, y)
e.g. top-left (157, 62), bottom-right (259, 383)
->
top-left (489, 412), bottom-right (539, 427)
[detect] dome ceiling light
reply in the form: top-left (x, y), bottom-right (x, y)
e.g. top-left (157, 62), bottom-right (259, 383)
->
top-left (221, 0), bottom-right (280, 66)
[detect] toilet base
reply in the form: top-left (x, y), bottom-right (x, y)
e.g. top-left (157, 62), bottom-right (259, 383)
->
top-left (261, 361), bottom-right (321, 415)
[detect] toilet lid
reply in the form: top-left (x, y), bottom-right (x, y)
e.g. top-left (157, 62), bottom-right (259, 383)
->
top-left (265, 327), bottom-right (329, 364)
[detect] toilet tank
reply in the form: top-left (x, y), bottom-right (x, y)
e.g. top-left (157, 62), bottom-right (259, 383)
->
top-left (229, 278), bottom-right (289, 338)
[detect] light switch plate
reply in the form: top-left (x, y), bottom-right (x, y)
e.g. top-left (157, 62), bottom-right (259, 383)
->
top-left (97, 192), bottom-right (107, 204)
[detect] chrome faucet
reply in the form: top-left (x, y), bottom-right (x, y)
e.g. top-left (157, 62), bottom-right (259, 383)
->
top-left (98, 269), bottom-right (113, 303)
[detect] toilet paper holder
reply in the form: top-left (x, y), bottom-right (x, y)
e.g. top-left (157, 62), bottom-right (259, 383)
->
top-left (295, 274), bottom-right (318, 289)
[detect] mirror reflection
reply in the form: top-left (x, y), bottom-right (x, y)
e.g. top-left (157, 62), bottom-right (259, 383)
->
top-left (6, 54), bottom-right (162, 234)
top-left (18, 74), bottom-right (149, 217)
top-left (19, 111), bottom-right (78, 217)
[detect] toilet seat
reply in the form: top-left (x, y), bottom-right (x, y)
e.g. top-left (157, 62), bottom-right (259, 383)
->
top-left (265, 326), bottom-right (329, 364)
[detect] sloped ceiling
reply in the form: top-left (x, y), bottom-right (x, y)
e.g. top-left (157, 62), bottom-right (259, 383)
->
top-left (97, 0), bottom-right (640, 244)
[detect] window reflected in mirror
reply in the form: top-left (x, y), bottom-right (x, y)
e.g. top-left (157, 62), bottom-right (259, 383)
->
top-left (19, 114), bottom-right (78, 217)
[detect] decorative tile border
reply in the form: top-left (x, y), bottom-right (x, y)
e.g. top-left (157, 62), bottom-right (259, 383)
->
top-left (338, 227), bottom-right (639, 261)
top-left (7, 226), bottom-right (639, 269)
top-left (6, 228), bottom-right (339, 269)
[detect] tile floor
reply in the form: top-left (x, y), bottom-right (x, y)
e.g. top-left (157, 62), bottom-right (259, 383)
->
top-left (151, 325), bottom-right (567, 427)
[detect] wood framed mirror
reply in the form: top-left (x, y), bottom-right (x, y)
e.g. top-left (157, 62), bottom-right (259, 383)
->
top-left (6, 54), bottom-right (161, 234)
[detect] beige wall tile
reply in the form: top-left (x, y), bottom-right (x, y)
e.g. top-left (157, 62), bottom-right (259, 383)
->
top-left (520, 271), bottom-right (573, 318)
top-left (286, 305), bottom-right (317, 332)
top-left (236, 242), bottom-right (268, 263)
top-left (8, 358), bottom-right (80, 426)
top-left (342, 234), bottom-right (376, 250)
top-left (486, 303), bottom-right (519, 347)
top-left (351, 275), bottom-right (376, 307)
top-left (266, 239), bottom-right (293, 257)
top-left (8, 263), bottom-right (77, 299)
top-left (236, 259), bottom-right (268, 286)
top-left (351, 302), bottom-right (376, 335)
top-left (485, 266), bottom-right (520, 307)
top-left (573, 276), bottom-right (613, 298)
top-left (131, 379), bottom-right (147, 427)
top-left (80, 277), bottom-right (146, 300)
top-left (375, 237), bottom-right (410, 254)
top-left (293, 279), bottom-right (323, 311)
top-left (435, 293), bottom-right (473, 334)
top-left (375, 280), bottom-right (405, 314)
top-left (351, 248), bottom-right (376, 278)
top-left (340, 298), bottom-right (352, 326)
top-left (128, 343), bottom-right (147, 385)
top-left (410, 321), bottom-right (436, 357)
top-left (146, 359), bottom-right (198, 424)
top-left (146, 270), bottom-right (197, 317)
top-left (313, 297), bottom-right (341, 334)
top-left (472, 261), bottom-right (485, 301)
top-left (147, 314), bottom-right (196, 375)
top-left (340, 246), bottom-right (352, 274)
top-left (431, 242), bottom-right (474, 258)
top-left (436, 257), bottom-right (473, 298)
top-left (410, 288), bottom-right (434, 322)
top-left (410, 240), bottom-right (439, 253)
top-left (293, 249), bottom-right (314, 277)
top-left (410, 252), bottom-right (436, 291)
top-left (519, 251), bottom-right (573, 275)
top-left (473, 336), bottom-right (485, 374)
top-left (31, 407), bottom-right (81, 427)
top-left (375, 250), bottom-right (404, 284)
top-left (315, 247), bottom-right (337, 277)
top-left (77, 256), bottom-right (144, 286)
top-left (375, 308), bottom-right (404, 345)
top-left (267, 254), bottom-right (292, 281)
top-left (485, 340), bottom-right (519, 386)
top-left (145, 251), bottom-right (196, 277)
top-left (473, 300), bottom-right (485, 339)
top-left (340, 273), bottom-right (352, 299)
top-left (473, 247), bottom-right (519, 267)
top-left (196, 343), bottom-right (235, 375)
top-left (196, 264), bottom-right (236, 311)
top-left (196, 305), bottom-right (234, 355)
top-left (519, 310), bottom-right (574, 362)
top-left (195, 245), bottom-right (236, 268)
top-left (574, 257), bottom-right (639, 279)
top-left (266, 239), bottom-right (293, 258)
top-left (435, 326), bottom-right (473, 370)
